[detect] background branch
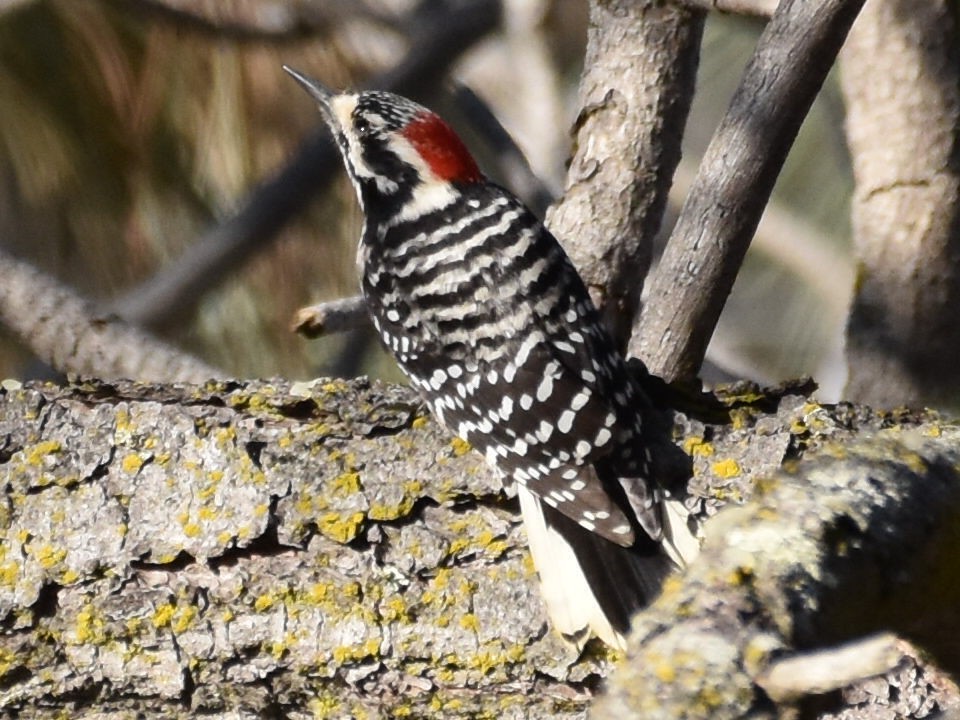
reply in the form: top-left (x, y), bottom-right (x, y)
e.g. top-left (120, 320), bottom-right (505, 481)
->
top-left (0, 248), bottom-right (222, 382)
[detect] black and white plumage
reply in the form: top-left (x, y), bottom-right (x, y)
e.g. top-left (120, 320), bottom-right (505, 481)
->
top-left (285, 67), bottom-right (694, 648)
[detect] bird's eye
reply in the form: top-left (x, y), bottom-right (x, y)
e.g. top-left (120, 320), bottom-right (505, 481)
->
top-left (355, 117), bottom-right (372, 136)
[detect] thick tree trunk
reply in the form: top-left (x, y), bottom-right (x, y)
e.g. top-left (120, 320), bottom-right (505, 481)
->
top-left (1, 377), bottom-right (957, 718)
top-left (840, 0), bottom-right (960, 410)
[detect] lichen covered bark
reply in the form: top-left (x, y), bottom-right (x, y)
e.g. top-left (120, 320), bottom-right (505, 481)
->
top-left (0, 377), bottom-right (956, 718)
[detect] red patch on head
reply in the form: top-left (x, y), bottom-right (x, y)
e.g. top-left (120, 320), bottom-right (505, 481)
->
top-left (401, 111), bottom-right (482, 183)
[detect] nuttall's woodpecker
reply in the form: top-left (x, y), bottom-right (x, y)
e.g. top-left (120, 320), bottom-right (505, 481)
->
top-left (285, 66), bottom-right (693, 648)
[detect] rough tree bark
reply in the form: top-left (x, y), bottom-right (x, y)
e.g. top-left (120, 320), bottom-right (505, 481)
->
top-left (1, 377), bottom-right (958, 718)
top-left (546, 0), bottom-right (704, 350)
top-left (840, 0), bottom-right (960, 410)
top-left (594, 431), bottom-right (960, 719)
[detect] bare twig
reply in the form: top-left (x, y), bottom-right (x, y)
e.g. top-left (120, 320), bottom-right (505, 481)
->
top-left (292, 296), bottom-right (368, 338)
top-left (0, 249), bottom-right (223, 382)
top-left (674, 0), bottom-right (777, 18)
top-left (545, 0), bottom-right (705, 351)
top-left (632, 0), bottom-right (866, 381)
top-left (756, 633), bottom-right (902, 702)
top-left (109, 0), bottom-right (500, 331)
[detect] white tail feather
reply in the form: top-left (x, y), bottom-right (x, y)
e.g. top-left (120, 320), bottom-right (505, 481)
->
top-left (518, 485), bottom-right (625, 649)
top-left (661, 496), bottom-right (701, 568)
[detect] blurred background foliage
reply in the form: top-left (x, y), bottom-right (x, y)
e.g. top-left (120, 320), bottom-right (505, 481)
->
top-left (0, 0), bottom-right (852, 398)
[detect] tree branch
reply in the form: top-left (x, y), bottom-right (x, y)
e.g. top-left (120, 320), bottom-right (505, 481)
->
top-left (839, 0), bottom-right (960, 410)
top-left (1, 378), bottom-right (957, 716)
top-left (632, 0), bottom-right (866, 381)
top-left (594, 431), bottom-right (960, 719)
top-left (545, 0), bottom-right (705, 350)
top-left (293, 296), bottom-right (368, 338)
top-left (0, 248), bottom-right (222, 382)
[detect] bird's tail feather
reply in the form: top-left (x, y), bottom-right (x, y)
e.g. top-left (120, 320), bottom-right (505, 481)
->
top-left (518, 485), bottom-right (678, 650)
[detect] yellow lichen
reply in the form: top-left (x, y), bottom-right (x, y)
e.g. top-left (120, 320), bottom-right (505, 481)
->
top-left (450, 437), bottom-right (472, 457)
top-left (682, 437), bottom-right (714, 457)
top-left (0, 561), bottom-right (20, 586)
top-left (152, 603), bottom-right (176, 628)
top-left (254, 594), bottom-right (276, 612)
top-left (214, 426), bottom-right (236, 446)
top-left (459, 613), bottom-right (480, 632)
top-left (309, 695), bottom-right (342, 719)
top-left (431, 568), bottom-right (451, 591)
top-left (318, 511), bottom-right (365, 543)
top-left (33, 544), bottom-right (66, 569)
top-left (0, 648), bottom-right (17, 678)
top-left (25, 440), bottom-right (62, 466)
top-left (74, 604), bottom-right (104, 644)
top-left (173, 605), bottom-right (197, 633)
top-left (332, 471), bottom-right (362, 494)
top-left (381, 595), bottom-right (409, 623)
top-left (121, 453), bottom-right (144, 474)
top-left (307, 582), bottom-right (330, 604)
top-left (711, 458), bottom-right (742, 478)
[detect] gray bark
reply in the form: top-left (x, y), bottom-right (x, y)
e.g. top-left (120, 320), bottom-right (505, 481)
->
top-left (594, 431), bottom-right (960, 719)
top-left (546, 0), bottom-right (704, 350)
top-left (840, 0), bottom-right (960, 410)
top-left (1, 377), bottom-right (958, 718)
top-left (633, 0), bottom-right (866, 381)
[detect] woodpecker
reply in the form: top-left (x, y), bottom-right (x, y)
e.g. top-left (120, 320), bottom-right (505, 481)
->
top-left (285, 66), bottom-right (693, 649)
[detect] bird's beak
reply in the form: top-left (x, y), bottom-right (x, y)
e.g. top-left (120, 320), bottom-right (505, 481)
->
top-left (283, 66), bottom-right (336, 125)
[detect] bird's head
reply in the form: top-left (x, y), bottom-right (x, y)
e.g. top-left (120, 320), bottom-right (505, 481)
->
top-left (284, 66), bottom-right (482, 215)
